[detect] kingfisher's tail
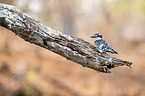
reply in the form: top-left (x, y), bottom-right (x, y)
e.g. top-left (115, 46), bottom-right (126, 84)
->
top-left (114, 51), bottom-right (118, 55)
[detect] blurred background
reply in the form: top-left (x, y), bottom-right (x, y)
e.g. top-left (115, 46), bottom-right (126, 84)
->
top-left (0, 0), bottom-right (145, 96)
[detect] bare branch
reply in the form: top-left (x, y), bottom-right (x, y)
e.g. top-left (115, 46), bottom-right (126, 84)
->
top-left (0, 3), bottom-right (132, 73)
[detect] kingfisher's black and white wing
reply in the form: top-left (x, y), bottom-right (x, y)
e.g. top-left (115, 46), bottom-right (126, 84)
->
top-left (95, 39), bottom-right (118, 54)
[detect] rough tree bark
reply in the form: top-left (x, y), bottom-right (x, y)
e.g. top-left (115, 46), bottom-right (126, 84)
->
top-left (0, 3), bottom-right (132, 73)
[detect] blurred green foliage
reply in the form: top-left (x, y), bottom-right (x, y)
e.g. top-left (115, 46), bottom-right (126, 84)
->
top-left (24, 84), bottom-right (33, 96)
top-left (112, 0), bottom-right (128, 14)
top-left (136, 0), bottom-right (145, 16)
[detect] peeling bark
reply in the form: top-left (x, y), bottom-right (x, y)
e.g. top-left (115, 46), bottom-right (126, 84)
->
top-left (0, 3), bottom-right (132, 73)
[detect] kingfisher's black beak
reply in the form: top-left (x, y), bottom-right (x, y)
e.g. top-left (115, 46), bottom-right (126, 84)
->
top-left (91, 36), bottom-right (95, 38)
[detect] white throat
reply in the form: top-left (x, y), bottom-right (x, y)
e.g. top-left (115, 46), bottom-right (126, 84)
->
top-left (95, 37), bottom-right (102, 40)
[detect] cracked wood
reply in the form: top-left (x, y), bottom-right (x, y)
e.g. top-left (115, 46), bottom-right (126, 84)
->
top-left (0, 3), bottom-right (132, 73)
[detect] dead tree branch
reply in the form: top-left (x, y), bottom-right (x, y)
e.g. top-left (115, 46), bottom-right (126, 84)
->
top-left (0, 3), bottom-right (132, 73)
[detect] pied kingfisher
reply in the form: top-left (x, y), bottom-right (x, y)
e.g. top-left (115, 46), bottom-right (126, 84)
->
top-left (91, 33), bottom-right (118, 54)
